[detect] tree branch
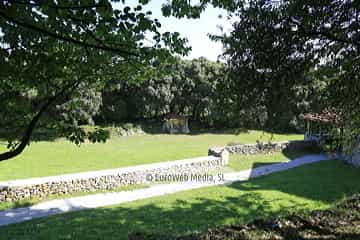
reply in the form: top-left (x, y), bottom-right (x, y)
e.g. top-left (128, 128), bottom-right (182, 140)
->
top-left (0, 11), bottom-right (140, 57)
top-left (289, 17), bottom-right (360, 47)
top-left (9, 0), bottom-right (103, 10)
top-left (307, 29), bottom-right (359, 47)
top-left (0, 80), bottom-right (81, 162)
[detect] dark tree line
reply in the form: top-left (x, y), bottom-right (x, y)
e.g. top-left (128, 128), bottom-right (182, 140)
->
top-left (96, 57), bottom-right (227, 126)
top-left (58, 56), bottom-right (325, 132)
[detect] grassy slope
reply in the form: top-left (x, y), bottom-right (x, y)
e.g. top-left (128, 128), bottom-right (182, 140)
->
top-left (0, 130), bottom-right (301, 180)
top-left (1, 160), bottom-right (359, 239)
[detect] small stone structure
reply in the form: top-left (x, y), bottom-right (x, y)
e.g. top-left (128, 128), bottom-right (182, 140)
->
top-left (208, 147), bottom-right (230, 165)
top-left (163, 114), bottom-right (190, 134)
top-left (0, 156), bottom-right (225, 203)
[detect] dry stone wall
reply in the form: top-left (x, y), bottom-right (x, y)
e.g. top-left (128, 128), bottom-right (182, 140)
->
top-left (0, 156), bottom-right (223, 203)
top-left (209, 140), bottom-right (320, 156)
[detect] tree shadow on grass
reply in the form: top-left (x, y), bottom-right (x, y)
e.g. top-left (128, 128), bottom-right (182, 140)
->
top-left (0, 192), bottom-right (306, 240)
top-left (238, 160), bottom-right (360, 205)
top-left (282, 145), bottom-right (323, 160)
top-left (1, 160), bottom-right (360, 239)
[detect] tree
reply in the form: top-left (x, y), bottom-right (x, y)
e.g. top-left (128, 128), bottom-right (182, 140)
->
top-left (0, 0), bottom-right (190, 161)
top-left (163, 0), bottom-right (358, 132)
top-left (208, 0), bottom-right (316, 130)
top-left (205, 0), bottom-right (359, 132)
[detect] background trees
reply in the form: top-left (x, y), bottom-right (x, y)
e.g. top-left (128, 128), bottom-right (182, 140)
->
top-left (96, 57), bottom-right (226, 127)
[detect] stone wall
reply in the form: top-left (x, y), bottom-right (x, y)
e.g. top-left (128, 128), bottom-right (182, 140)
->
top-left (209, 140), bottom-right (320, 156)
top-left (0, 156), bottom-right (223, 202)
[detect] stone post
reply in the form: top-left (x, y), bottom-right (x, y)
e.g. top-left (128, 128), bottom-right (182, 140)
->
top-left (221, 149), bottom-right (229, 166)
top-left (208, 147), bottom-right (229, 166)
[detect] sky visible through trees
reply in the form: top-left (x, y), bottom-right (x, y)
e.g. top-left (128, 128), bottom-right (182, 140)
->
top-left (115, 0), bottom-right (233, 61)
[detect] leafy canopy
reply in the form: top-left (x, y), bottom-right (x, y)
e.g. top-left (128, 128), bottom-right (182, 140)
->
top-left (0, 0), bottom-right (191, 161)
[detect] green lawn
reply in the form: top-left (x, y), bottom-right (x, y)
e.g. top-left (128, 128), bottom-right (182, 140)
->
top-left (0, 160), bottom-right (359, 239)
top-left (225, 150), bottom-right (308, 172)
top-left (0, 130), bottom-right (302, 180)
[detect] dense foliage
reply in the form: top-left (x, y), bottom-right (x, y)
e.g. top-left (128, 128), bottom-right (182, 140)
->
top-left (161, 0), bottom-right (359, 140)
top-left (96, 57), bottom-right (228, 127)
top-left (0, 0), bottom-right (190, 160)
top-left (210, 0), bottom-right (359, 136)
top-left (60, 55), bottom-right (320, 132)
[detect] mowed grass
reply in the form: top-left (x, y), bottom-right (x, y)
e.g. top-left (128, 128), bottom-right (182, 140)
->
top-left (0, 160), bottom-right (359, 239)
top-left (225, 150), bottom-right (309, 172)
top-left (0, 130), bottom-right (301, 180)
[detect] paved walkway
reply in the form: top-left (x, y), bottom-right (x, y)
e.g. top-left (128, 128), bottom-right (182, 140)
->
top-left (0, 154), bottom-right (330, 226)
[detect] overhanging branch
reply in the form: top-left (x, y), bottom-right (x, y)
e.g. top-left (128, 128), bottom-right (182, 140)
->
top-left (8, 0), bottom-right (103, 10)
top-left (0, 11), bottom-right (140, 57)
top-left (0, 80), bottom-right (81, 162)
top-left (289, 17), bottom-right (360, 47)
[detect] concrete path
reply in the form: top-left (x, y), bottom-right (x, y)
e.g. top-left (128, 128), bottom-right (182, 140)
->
top-left (0, 154), bottom-right (330, 226)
